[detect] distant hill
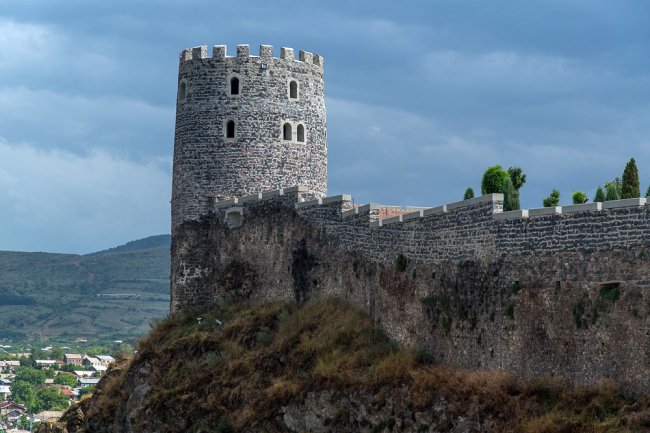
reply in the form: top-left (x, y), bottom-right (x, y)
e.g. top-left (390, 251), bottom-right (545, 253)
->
top-left (0, 235), bottom-right (171, 342)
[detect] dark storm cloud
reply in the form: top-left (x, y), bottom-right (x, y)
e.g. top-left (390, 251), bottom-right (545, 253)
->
top-left (0, 0), bottom-right (648, 252)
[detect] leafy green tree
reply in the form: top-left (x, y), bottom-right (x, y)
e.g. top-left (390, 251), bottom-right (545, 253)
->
top-left (646, 185), bottom-right (650, 197)
top-left (604, 179), bottom-right (621, 201)
top-left (54, 373), bottom-right (77, 387)
top-left (502, 178), bottom-right (520, 211)
top-left (15, 367), bottom-right (46, 386)
top-left (543, 189), bottom-right (560, 207)
top-left (507, 166), bottom-right (527, 190)
top-left (594, 186), bottom-right (605, 202)
top-left (10, 380), bottom-right (36, 409)
top-left (36, 387), bottom-right (70, 411)
top-left (621, 158), bottom-right (640, 199)
top-left (481, 165), bottom-right (510, 195)
top-left (44, 367), bottom-right (56, 379)
top-left (17, 415), bottom-right (30, 431)
top-left (59, 364), bottom-right (79, 373)
top-left (463, 187), bottom-right (475, 200)
top-left (572, 191), bottom-right (588, 204)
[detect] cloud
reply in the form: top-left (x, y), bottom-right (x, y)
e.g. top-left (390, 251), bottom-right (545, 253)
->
top-left (0, 139), bottom-right (171, 254)
top-left (0, 87), bottom-right (174, 157)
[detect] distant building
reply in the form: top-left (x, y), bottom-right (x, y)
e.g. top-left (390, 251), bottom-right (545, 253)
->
top-left (0, 360), bottom-right (20, 373)
top-left (64, 354), bottom-right (83, 366)
top-left (0, 401), bottom-right (27, 424)
top-left (96, 355), bottom-right (115, 366)
top-left (77, 378), bottom-right (100, 388)
top-left (35, 360), bottom-right (56, 367)
top-left (0, 385), bottom-right (11, 399)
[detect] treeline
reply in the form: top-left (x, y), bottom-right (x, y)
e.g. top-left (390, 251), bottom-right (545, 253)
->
top-left (464, 158), bottom-right (648, 209)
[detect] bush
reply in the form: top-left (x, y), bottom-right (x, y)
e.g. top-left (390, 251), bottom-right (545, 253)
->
top-left (542, 189), bottom-right (560, 207)
top-left (463, 187), bottom-right (474, 200)
top-left (604, 178), bottom-right (621, 201)
top-left (621, 157), bottom-right (640, 199)
top-left (594, 186), bottom-right (605, 202)
top-left (395, 254), bottom-right (408, 272)
top-left (572, 191), bottom-right (588, 204)
top-left (481, 165), bottom-right (510, 195)
top-left (507, 166), bottom-right (527, 190)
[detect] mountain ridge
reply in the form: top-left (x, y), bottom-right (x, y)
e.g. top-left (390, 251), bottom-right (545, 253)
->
top-left (0, 235), bottom-right (171, 342)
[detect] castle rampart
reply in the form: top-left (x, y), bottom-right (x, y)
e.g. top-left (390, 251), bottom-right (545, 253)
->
top-left (170, 186), bottom-right (649, 393)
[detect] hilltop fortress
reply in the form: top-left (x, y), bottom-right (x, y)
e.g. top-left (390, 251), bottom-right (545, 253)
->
top-left (171, 44), bottom-right (649, 393)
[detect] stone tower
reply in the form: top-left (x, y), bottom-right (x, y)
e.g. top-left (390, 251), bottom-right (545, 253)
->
top-left (171, 43), bottom-right (327, 231)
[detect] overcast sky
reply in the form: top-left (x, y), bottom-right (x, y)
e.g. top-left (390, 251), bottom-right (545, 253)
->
top-left (1, 0), bottom-right (649, 254)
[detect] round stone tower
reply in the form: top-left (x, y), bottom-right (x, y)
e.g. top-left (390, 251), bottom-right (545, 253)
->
top-left (171, 43), bottom-right (327, 230)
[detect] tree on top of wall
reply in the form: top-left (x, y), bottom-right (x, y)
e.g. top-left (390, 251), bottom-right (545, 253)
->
top-left (543, 189), bottom-right (560, 207)
top-left (621, 158), bottom-right (640, 199)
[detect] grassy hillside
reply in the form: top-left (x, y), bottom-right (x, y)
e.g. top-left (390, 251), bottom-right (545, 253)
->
top-left (52, 298), bottom-right (649, 433)
top-left (0, 235), bottom-right (170, 342)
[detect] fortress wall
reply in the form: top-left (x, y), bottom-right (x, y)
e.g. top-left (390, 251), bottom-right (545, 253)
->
top-left (171, 188), bottom-right (650, 393)
top-left (495, 205), bottom-right (650, 254)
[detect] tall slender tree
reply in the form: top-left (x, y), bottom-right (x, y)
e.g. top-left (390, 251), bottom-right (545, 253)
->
top-left (594, 186), bottom-right (605, 202)
top-left (621, 158), bottom-right (640, 199)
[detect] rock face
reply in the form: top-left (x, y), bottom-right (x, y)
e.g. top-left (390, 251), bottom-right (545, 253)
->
top-left (171, 192), bottom-right (650, 394)
top-left (36, 300), bottom-right (650, 433)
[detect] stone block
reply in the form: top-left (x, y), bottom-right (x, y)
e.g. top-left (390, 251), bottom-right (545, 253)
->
top-left (295, 198), bottom-right (322, 209)
top-left (214, 198), bottom-right (238, 209)
top-left (402, 210), bottom-right (423, 221)
top-left (493, 210), bottom-right (528, 220)
top-left (322, 194), bottom-right (352, 204)
top-left (423, 205), bottom-right (447, 216)
top-left (562, 202), bottom-right (602, 214)
top-left (528, 206), bottom-right (562, 217)
top-left (602, 197), bottom-right (647, 209)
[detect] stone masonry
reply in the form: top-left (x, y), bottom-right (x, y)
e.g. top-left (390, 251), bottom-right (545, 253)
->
top-left (172, 190), bottom-right (649, 393)
top-left (170, 44), bottom-right (649, 394)
top-left (171, 44), bottom-right (327, 231)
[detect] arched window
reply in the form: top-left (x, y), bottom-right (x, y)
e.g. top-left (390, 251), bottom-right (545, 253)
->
top-left (226, 120), bottom-right (236, 138)
top-left (178, 81), bottom-right (187, 101)
top-left (289, 80), bottom-right (298, 99)
top-left (297, 124), bottom-right (305, 142)
top-left (230, 77), bottom-right (240, 95)
top-left (283, 123), bottom-right (292, 141)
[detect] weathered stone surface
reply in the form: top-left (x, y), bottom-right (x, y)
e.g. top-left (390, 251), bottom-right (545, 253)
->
top-left (171, 43), bottom-right (327, 231)
top-left (171, 192), bottom-right (650, 393)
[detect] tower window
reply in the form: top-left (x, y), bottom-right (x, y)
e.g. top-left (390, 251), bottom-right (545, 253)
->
top-left (178, 81), bottom-right (187, 101)
top-left (297, 124), bottom-right (305, 142)
top-left (289, 80), bottom-right (298, 99)
top-left (230, 77), bottom-right (240, 95)
top-left (226, 120), bottom-right (236, 138)
top-left (283, 123), bottom-right (292, 141)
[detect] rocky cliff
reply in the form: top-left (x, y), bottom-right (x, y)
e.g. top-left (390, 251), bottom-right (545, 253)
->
top-left (39, 299), bottom-right (649, 433)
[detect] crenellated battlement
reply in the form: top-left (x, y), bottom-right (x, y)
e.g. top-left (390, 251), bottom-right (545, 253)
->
top-left (179, 43), bottom-right (324, 67)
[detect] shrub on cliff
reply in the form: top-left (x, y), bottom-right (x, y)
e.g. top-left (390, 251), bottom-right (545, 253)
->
top-left (542, 189), bottom-right (560, 207)
top-left (621, 157), bottom-right (640, 199)
top-left (463, 187), bottom-right (474, 200)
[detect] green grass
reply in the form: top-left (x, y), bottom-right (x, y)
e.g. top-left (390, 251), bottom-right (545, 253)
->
top-left (0, 235), bottom-right (170, 342)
